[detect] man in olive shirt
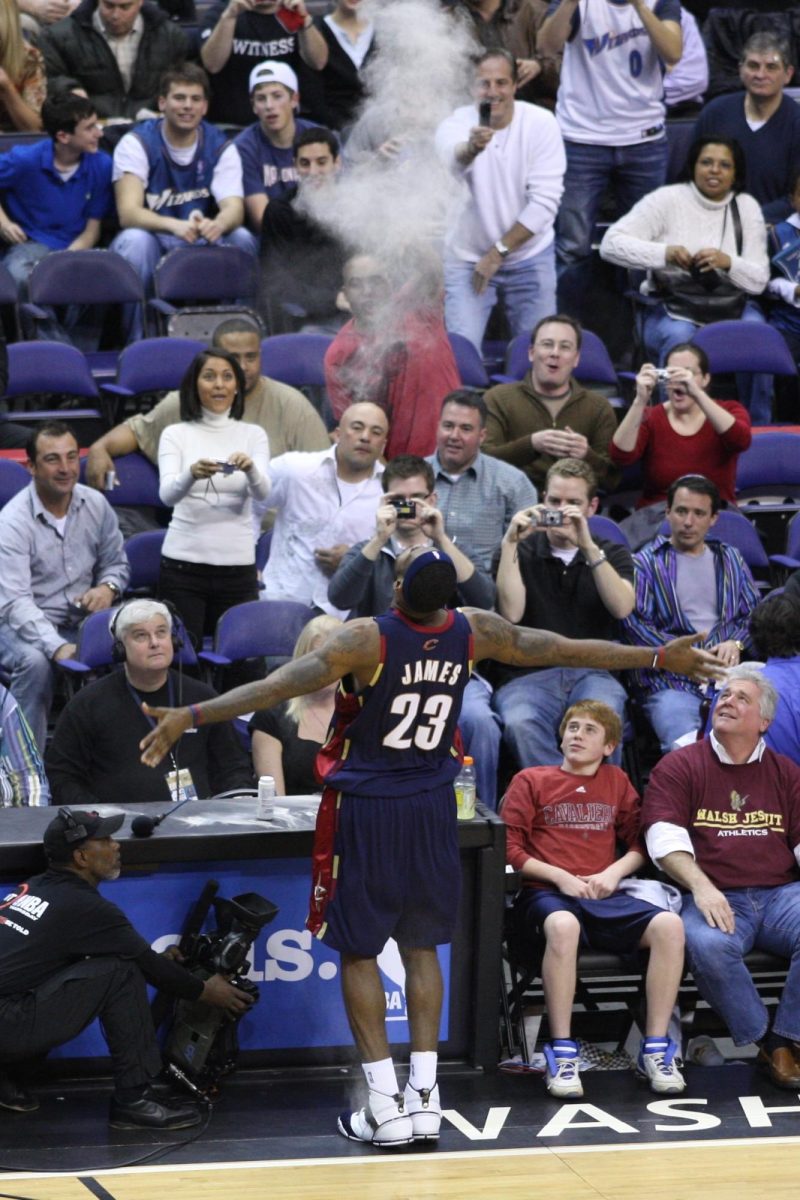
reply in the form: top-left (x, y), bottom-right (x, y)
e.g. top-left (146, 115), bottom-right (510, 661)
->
top-left (85, 317), bottom-right (330, 496)
top-left (482, 313), bottom-right (619, 493)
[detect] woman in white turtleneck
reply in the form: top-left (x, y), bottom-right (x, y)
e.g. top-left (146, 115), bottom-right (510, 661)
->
top-left (158, 348), bottom-right (270, 653)
top-left (599, 137), bottom-right (769, 373)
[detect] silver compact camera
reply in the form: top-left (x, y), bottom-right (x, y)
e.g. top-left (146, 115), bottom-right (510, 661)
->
top-left (654, 368), bottom-right (671, 382)
top-left (537, 509), bottom-right (564, 527)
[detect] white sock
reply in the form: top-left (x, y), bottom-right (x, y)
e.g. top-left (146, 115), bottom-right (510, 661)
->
top-left (408, 1051), bottom-right (438, 1091)
top-left (362, 1057), bottom-right (399, 1097)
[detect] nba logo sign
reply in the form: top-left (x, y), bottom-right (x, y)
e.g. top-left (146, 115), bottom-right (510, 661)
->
top-left (377, 940), bottom-right (450, 1036)
top-left (378, 940), bottom-right (408, 1022)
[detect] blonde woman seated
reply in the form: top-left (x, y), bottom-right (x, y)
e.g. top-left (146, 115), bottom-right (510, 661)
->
top-left (249, 615), bottom-right (342, 796)
top-left (0, 0), bottom-right (45, 132)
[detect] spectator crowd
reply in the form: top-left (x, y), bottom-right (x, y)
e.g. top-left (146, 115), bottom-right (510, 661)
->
top-left (4, 0), bottom-right (800, 1130)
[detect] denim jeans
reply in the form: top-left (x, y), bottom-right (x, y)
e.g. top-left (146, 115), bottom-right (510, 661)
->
top-left (444, 245), bottom-right (557, 353)
top-left (458, 676), bottom-right (502, 811)
top-left (643, 299), bottom-right (774, 425)
top-left (556, 138), bottom-right (668, 274)
top-left (682, 883), bottom-right (800, 1045)
top-left (110, 226), bottom-right (259, 341)
top-left (0, 620), bottom-right (80, 752)
top-left (491, 667), bottom-right (627, 768)
top-left (642, 688), bottom-right (703, 754)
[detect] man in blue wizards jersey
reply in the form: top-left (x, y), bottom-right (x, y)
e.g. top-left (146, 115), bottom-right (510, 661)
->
top-left (110, 62), bottom-right (254, 339)
top-left (139, 547), bottom-right (721, 1150)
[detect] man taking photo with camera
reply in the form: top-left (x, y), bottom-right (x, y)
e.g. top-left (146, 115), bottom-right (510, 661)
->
top-left (492, 456), bottom-right (635, 769)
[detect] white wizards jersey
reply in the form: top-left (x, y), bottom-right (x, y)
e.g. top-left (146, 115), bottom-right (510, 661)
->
top-left (554, 0), bottom-right (680, 146)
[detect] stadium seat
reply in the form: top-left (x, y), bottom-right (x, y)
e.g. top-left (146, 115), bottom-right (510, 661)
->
top-left (22, 250), bottom-right (146, 380)
top-left (447, 332), bottom-right (490, 388)
top-left (690, 322), bottom-right (798, 424)
top-left (255, 530), bottom-right (272, 573)
top-left (770, 511), bottom-right (800, 583)
top-left (199, 599), bottom-right (314, 683)
top-left (151, 246), bottom-right (260, 338)
top-left (587, 514), bottom-right (630, 547)
top-left (123, 529), bottom-right (167, 595)
top-left (0, 260), bottom-right (19, 340)
top-left (735, 431), bottom-right (800, 502)
top-left (100, 337), bottom-right (206, 422)
top-left (259, 333), bottom-right (333, 389)
top-left (2, 342), bottom-right (103, 433)
top-left (79, 451), bottom-right (164, 511)
top-left (0, 458), bottom-right (31, 508)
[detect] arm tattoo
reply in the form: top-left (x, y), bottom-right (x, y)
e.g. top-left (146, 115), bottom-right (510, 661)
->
top-left (189, 621), bottom-right (378, 725)
top-left (469, 610), bottom-right (555, 665)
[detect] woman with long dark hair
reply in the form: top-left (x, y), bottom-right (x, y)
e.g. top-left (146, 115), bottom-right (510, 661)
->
top-left (600, 136), bottom-right (771, 421)
top-left (158, 347), bottom-right (270, 649)
top-left (610, 341), bottom-right (751, 547)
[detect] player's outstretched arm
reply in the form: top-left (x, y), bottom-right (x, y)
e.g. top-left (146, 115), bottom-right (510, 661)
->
top-left (140, 620), bottom-right (379, 768)
top-left (466, 610), bottom-right (722, 683)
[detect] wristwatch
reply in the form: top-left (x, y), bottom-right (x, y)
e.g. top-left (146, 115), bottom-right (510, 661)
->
top-left (733, 639), bottom-right (746, 654)
top-left (587, 551), bottom-right (607, 570)
top-left (494, 239), bottom-right (510, 258)
top-left (102, 580), bottom-right (121, 598)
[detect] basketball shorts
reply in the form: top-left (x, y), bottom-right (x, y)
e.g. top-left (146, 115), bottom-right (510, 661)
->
top-left (515, 888), bottom-right (664, 958)
top-left (306, 783), bottom-right (461, 957)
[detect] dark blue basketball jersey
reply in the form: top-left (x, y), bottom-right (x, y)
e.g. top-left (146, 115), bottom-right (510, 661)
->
top-left (316, 608), bottom-right (474, 797)
top-left (133, 119), bottom-right (230, 221)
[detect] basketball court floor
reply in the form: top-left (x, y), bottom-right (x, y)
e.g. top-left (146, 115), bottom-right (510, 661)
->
top-left (2, 1060), bottom-right (800, 1200)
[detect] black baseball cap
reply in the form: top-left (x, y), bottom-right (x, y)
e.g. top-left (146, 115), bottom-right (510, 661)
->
top-left (43, 808), bottom-right (125, 862)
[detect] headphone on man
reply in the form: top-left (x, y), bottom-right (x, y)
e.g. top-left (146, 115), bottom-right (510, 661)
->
top-left (110, 599), bottom-right (185, 664)
top-left (58, 807), bottom-right (88, 844)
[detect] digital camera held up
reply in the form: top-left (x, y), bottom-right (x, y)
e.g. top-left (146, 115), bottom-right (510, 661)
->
top-left (537, 509), bottom-right (564, 527)
top-left (391, 497), bottom-right (417, 519)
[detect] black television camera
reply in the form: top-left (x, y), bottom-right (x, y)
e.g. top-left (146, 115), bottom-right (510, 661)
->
top-left (161, 882), bottom-right (279, 1097)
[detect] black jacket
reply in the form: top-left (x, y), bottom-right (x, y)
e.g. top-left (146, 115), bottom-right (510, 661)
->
top-left (45, 668), bottom-right (253, 807)
top-left (39, 0), bottom-right (189, 120)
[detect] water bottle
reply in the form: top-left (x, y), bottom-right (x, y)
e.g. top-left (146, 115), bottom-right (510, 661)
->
top-left (454, 757), bottom-right (477, 821)
top-left (256, 775), bottom-right (276, 821)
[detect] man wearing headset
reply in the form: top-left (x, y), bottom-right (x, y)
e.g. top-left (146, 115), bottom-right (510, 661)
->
top-left (45, 599), bottom-right (252, 808)
top-left (0, 806), bottom-right (252, 1125)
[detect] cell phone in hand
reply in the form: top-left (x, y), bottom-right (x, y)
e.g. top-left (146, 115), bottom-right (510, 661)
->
top-left (275, 4), bottom-right (306, 32)
top-left (478, 100), bottom-right (492, 126)
top-left (214, 461), bottom-right (238, 475)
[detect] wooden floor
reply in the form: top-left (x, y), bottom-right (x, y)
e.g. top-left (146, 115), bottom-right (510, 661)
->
top-left (4, 1141), bottom-right (800, 1200)
top-left (3, 1060), bottom-right (800, 1200)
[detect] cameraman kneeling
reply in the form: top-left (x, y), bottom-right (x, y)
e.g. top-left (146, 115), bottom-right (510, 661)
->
top-left (0, 809), bottom-right (252, 1128)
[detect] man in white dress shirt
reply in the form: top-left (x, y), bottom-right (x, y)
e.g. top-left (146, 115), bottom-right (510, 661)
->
top-left (260, 402), bottom-right (389, 616)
